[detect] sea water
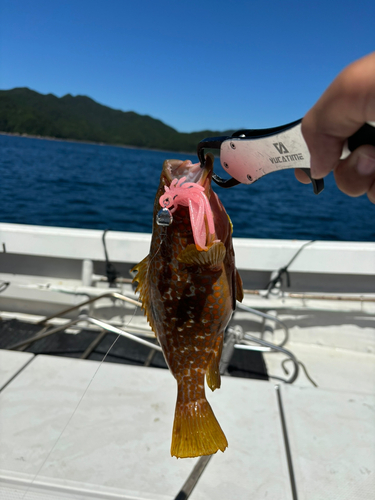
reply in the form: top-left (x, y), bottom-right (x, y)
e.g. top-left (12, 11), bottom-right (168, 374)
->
top-left (0, 134), bottom-right (374, 241)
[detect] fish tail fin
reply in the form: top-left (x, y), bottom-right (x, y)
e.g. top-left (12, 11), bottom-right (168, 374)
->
top-left (171, 395), bottom-right (227, 458)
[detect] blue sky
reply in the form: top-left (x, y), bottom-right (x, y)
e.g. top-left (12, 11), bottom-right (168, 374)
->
top-left (1, 0), bottom-right (374, 133)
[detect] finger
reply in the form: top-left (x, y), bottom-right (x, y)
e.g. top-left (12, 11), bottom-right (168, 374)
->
top-left (302, 52), bottom-right (375, 179)
top-left (301, 117), bottom-right (343, 179)
top-left (333, 144), bottom-right (375, 203)
top-left (294, 168), bottom-right (312, 184)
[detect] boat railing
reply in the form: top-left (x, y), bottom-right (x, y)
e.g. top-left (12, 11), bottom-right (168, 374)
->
top-left (7, 291), bottom-right (316, 385)
top-left (7, 292), bottom-right (161, 355)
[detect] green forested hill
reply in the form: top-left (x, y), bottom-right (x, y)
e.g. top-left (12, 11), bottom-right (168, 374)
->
top-left (0, 88), bottom-right (232, 152)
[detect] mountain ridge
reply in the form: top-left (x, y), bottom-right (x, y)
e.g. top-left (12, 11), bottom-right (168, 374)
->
top-left (0, 87), bottom-right (234, 152)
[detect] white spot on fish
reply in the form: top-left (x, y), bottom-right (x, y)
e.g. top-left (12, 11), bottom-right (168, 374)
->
top-left (186, 285), bottom-right (196, 297)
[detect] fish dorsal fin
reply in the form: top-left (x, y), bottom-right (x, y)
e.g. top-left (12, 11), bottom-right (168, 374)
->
top-left (131, 255), bottom-right (149, 297)
top-left (131, 255), bottom-right (156, 334)
top-left (177, 241), bottom-right (226, 267)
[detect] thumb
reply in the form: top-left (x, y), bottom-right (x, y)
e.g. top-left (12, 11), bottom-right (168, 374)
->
top-left (334, 145), bottom-right (375, 203)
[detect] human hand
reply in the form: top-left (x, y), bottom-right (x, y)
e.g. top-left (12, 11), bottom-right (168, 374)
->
top-left (297, 52), bottom-right (375, 203)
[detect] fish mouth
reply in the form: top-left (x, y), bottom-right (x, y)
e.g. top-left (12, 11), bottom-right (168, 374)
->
top-left (163, 154), bottom-right (214, 189)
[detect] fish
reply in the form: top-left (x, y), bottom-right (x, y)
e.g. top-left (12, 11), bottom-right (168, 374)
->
top-left (132, 153), bottom-right (243, 458)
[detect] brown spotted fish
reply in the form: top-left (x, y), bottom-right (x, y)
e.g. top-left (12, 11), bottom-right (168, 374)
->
top-left (132, 153), bottom-right (243, 458)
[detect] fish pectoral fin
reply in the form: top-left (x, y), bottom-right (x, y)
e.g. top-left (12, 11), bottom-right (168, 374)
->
top-left (235, 269), bottom-right (244, 303)
top-left (171, 395), bottom-right (228, 458)
top-left (177, 242), bottom-right (226, 268)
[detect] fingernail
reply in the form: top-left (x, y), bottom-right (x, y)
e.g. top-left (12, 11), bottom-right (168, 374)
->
top-left (310, 160), bottom-right (325, 180)
top-left (356, 154), bottom-right (375, 176)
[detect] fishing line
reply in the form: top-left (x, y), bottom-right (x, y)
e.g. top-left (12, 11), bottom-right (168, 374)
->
top-left (21, 303), bottom-right (139, 499)
top-left (148, 227), bottom-right (170, 267)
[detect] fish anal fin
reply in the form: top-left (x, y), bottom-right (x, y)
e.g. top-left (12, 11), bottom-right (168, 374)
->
top-left (171, 397), bottom-right (227, 458)
top-left (177, 241), bottom-right (226, 268)
top-left (206, 336), bottom-right (223, 391)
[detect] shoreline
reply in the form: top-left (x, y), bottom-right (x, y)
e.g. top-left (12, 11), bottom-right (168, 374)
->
top-left (0, 131), bottom-right (199, 157)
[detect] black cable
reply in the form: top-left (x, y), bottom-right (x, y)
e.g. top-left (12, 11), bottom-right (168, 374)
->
top-left (102, 230), bottom-right (119, 285)
top-left (266, 240), bottom-right (315, 295)
top-left (0, 281), bottom-right (10, 293)
top-left (282, 358), bottom-right (318, 387)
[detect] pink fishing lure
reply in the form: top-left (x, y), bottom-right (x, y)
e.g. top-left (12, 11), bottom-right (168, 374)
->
top-left (159, 177), bottom-right (215, 250)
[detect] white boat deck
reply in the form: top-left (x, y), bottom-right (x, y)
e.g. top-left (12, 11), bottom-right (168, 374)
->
top-left (0, 352), bottom-right (290, 499)
top-left (0, 346), bottom-right (374, 500)
top-left (0, 349), bottom-right (34, 391)
top-left (0, 223), bottom-right (374, 499)
top-left (284, 385), bottom-right (374, 500)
